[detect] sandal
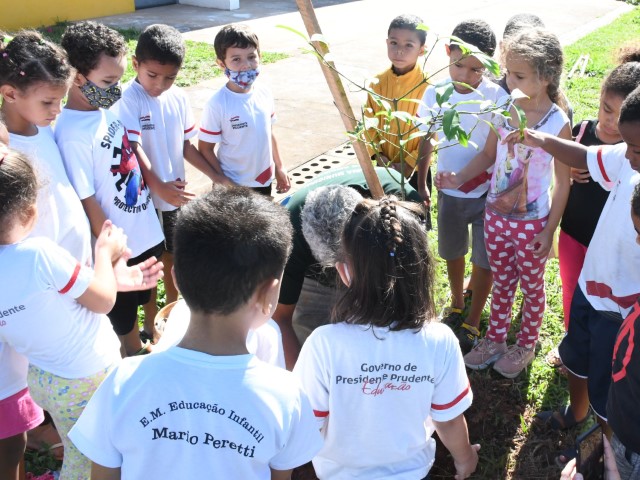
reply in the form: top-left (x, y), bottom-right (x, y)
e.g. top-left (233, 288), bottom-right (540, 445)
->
top-left (545, 346), bottom-right (564, 368)
top-left (535, 405), bottom-right (587, 431)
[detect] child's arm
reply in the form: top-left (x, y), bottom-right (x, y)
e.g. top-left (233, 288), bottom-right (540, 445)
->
top-left (503, 128), bottom-right (589, 170)
top-left (197, 139), bottom-right (234, 185)
top-left (81, 195), bottom-right (109, 238)
top-left (270, 468), bottom-right (293, 480)
top-left (91, 463), bottom-right (121, 480)
top-left (433, 414), bottom-right (480, 480)
top-left (417, 135), bottom-right (434, 205)
top-left (435, 130), bottom-right (498, 190)
top-left (132, 141), bottom-right (195, 207)
top-left (183, 140), bottom-right (229, 184)
top-left (529, 124), bottom-right (572, 257)
top-left (76, 221), bottom-right (127, 314)
top-left (272, 133), bottom-right (291, 193)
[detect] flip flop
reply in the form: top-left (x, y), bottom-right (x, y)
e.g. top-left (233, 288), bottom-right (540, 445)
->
top-left (535, 405), bottom-right (587, 431)
top-left (545, 346), bottom-right (564, 368)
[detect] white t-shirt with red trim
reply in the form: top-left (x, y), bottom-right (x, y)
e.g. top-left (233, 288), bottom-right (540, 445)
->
top-left (112, 81), bottom-right (197, 212)
top-left (0, 237), bottom-right (120, 378)
top-left (417, 78), bottom-right (507, 198)
top-left (578, 143), bottom-right (640, 316)
top-left (199, 83), bottom-right (276, 187)
top-left (55, 108), bottom-right (164, 258)
top-left (293, 321), bottom-right (472, 479)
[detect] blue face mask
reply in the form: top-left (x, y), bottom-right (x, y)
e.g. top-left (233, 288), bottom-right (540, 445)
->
top-left (225, 67), bottom-right (260, 90)
top-left (80, 80), bottom-right (122, 109)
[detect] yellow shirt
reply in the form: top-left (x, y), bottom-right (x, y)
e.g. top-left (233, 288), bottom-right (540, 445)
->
top-left (365, 63), bottom-right (428, 173)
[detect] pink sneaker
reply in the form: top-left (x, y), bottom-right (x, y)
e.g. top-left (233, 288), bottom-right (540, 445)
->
top-left (493, 344), bottom-right (535, 378)
top-left (463, 338), bottom-right (507, 370)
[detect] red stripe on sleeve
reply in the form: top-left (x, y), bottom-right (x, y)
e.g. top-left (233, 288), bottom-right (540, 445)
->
top-left (432, 383), bottom-right (470, 411)
top-left (184, 125), bottom-right (195, 134)
top-left (313, 410), bottom-right (329, 418)
top-left (200, 127), bottom-right (221, 135)
top-left (597, 147), bottom-right (611, 183)
top-left (127, 129), bottom-right (140, 136)
top-left (59, 262), bottom-right (82, 294)
top-left (255, 166), bottom-right (273, 185)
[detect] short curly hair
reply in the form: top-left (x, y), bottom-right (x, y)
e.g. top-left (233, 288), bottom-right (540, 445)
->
top-left (214, 24), bottom-right (260, 61)
top-left (135, 24), bottom-right (185, 66)
top-left (61, 21), bottom-right (127, 76)
top-left (451, 19), bottom-right (497, 57)
top-left (301, 185), bottom-right (363, 265)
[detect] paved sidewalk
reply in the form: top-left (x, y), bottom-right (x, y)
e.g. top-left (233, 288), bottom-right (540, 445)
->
top-left (95, 0), bottom-right (632, 194)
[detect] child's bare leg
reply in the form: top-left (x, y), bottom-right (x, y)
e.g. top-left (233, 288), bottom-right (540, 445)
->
top-left (567, 372), bottom-right (590, 423)
top-left (446, 257), bottom-right (466, 309)
top-left (0, 433), bottom-right (26, 480)
top-left (142, 287), bottom-right (158, 341)
top-left (120, 327), bottom-right (152, 357)
top-left (465, 264), bottom-right (492, 329)
top-left (162, 252), bottom-right (178, 304)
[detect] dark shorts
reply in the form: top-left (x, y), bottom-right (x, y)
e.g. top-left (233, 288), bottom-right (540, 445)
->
top-left (558, 286), bottom-right (623, 419)
top-left (251, 184), bottom-right (272, 197)
top-left (107, 242), bottom-right (164, 336)
top-left (159, 209), bottom-right (179, 254)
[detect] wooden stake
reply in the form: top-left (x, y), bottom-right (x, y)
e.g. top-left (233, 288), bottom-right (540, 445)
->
top-left (295, 0), bottom-right (384, 199)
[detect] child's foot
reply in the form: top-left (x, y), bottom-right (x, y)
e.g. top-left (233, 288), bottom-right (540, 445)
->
top-left (493, 344), bottom-right (535, 378)
top-left (441, 307), bottom-right (465, 331)
top-left (462, 289), bottom-right (473, 318)
top-left (464, 338), bottom-right (507, 370)
top-left (456, 323), bottom-right (480, 354)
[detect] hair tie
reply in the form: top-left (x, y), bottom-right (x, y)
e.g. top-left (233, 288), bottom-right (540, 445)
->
top-left (2, 53), bottom-right (7, 58)
top-left (19, 71), bottom-right (25, 76)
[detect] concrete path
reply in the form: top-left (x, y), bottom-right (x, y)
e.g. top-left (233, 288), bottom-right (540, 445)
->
top-left (94, 0), bottom-right (632, 194)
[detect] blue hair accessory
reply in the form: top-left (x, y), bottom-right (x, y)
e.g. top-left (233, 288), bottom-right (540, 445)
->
top-left (389, 252), bottom-right (395, 257)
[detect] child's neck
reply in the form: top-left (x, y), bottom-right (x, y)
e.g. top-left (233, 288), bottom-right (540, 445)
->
top-left (226, 81), bottom-right (253, 94)
top-left (65, 86), bottom-right (99, 112)
top-left (391, 63), bottom-right (416, 76)
top-left (513, 94), bottom-right (553, 128)
top-left (177, 310), bottom-right (253, 356)
top-left (1, 105), bottom-right (37, 137)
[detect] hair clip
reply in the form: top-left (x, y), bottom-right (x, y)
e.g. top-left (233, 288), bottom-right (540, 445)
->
top-left (19, 71), bottom-right (25, 76)
top-left (389, 252), bottom-right (395, 257)
top-left (2, 53), bottom-right (7, 58)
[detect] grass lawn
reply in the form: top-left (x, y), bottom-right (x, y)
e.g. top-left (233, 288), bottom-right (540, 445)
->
top-left (34, 21), bottom-right (288, 87)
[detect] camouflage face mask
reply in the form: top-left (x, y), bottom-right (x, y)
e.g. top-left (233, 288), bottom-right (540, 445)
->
top-left (80, 80), bottom-right (122, 109)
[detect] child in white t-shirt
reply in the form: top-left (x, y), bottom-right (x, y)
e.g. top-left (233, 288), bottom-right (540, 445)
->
top-left (113, 24), bottom-right (229, 343)
top-left (56, 21), bottom-right (165, 357)
top-left (198, 24), bottom-right (290, 197)
top-left (0, 146), bottom-right (126, 479)
top-left (294, 196), bottom-right (478, 479)
top-left (69, 185), bottom-right (322, 479)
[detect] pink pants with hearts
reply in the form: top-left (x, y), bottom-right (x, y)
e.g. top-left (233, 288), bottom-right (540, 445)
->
top-left (483, 209), bottom-right (548, 349)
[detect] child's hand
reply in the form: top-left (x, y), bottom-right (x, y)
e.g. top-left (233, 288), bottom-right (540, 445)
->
top-left (435, 171), bottom-right (460, 190)
top-left (95, 220), bottom-right (127, 263)
top-left (527, 228), bottom-right (553, 258)
top-left (570, 168), bottom-right (591, 184)
top-left (454, 444), bottom-right (480, 480)
top-left (157, 180), bottom-right (195, 207)
top-left (113, 253), bottom-right (164, 292)
top-left (418, 185), bottom-right (431, 208)
top-left (502, 128), bottom-right (547, 156)
top-left (275, 167), bottom-right (291, 194)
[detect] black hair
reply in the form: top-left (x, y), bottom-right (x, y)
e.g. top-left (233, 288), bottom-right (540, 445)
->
top-left (619, 85), bottom-right (640, 124)
top-left (214, 24), bottom-right (260, 61)
top-left (135, 24), bottom-right (185, 67)
top-left (632, 183), bottom-right (640, 219)
top-left (61, 21), bottom-right (127, 76)
top-left (451, 19), bottom-right (497, 57)
top-left (173, 185), bottom-right (292, 315)
top-left (388, 14), bottom-right (427, 46)
top-left (602, 44), bottom-right (640, 99)
top-left (0, 146), bottom-right (38, 235)
top-left (333, 196), bottom-right (435, 331)
top-left (503, 13), bottom-right (545, 40)
top-left (0, 30), bottom-right (71, 90)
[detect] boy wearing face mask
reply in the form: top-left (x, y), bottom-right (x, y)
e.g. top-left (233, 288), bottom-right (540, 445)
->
top-left (55, 21), bottom-right (164, 358)
top-left (198, 24), bottom-right (291, 197)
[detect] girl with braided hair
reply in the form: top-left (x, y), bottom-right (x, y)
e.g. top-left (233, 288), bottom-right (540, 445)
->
top-left (294, 196), bottom-right (478, 480)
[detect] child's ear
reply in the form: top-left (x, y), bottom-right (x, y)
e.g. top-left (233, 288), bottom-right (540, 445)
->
top-left (335, 261), bottom-right (351, 287)
top-left (257, 277), bottom-right (280, 316)
top-left (0, 84), bottom-right (18, 103)
top-left (72, 71), bottom-right (87, 88)
top-left (216, 58), bottom-right (226, 70)
top-left (132, 56), bottom-right (140, 72)
top-left (419, 44), bottom-right (426, 57)
top-left (445, 44), bottom-right (451, 57)
top-left (170, 266), bottom-right (180, 294)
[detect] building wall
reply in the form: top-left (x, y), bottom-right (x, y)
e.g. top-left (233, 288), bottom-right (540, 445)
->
top-left (2, 0), bottom-right (135, 31)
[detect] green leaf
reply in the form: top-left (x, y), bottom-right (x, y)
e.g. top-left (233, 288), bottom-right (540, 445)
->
top-left (276, 24), bottom-right (309, 42)
top-left (513, 104), bottom-right (528, 139)
top-left (399, 130), bottom-right (429, 146)
top-left (475, 52), bottom-right (501, 77)
top-left (456, 129), bottom-right (470, 147)
top-left (435, 82), bottom-right (455, 106)
top-left (389, 110), bottom-right (415, 123)
top-left (417, 23), bottom-right (430, 33)
top-left (442, 109), bottom-right (460, 140)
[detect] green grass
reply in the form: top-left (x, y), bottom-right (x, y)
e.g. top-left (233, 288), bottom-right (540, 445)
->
top-left (33, 21), bottom-right (288, 87)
